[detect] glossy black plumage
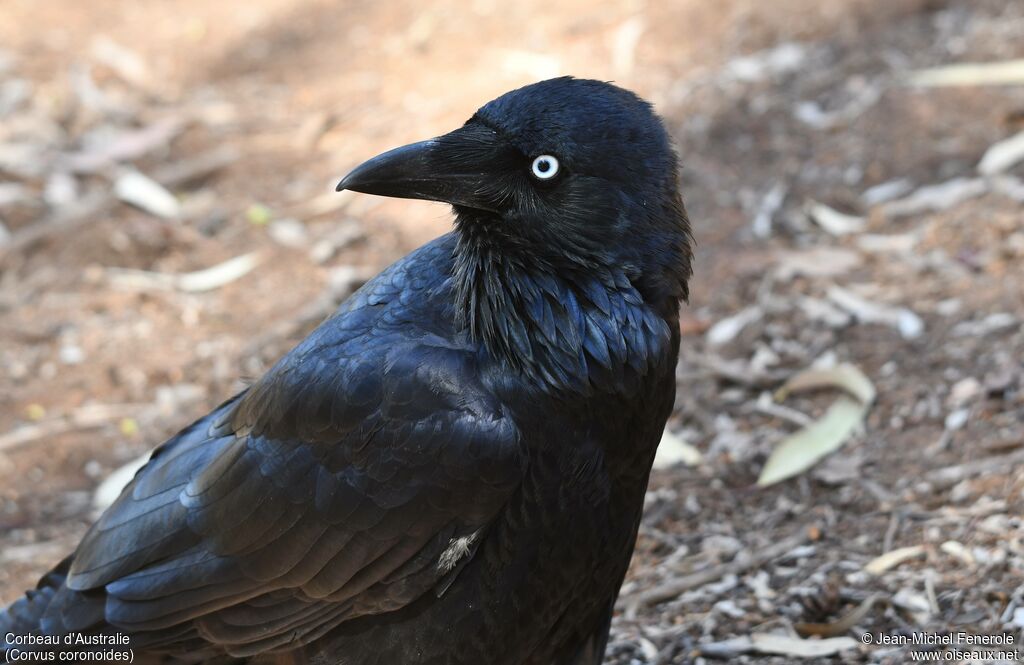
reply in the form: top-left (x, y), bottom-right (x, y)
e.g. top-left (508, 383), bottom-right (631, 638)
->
top-left (2, 77), bottom-right (692, 664)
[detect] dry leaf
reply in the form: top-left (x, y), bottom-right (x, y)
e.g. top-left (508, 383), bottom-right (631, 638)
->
top-left (908, 59), bottom-right (1024, 88)
top-left (706, 306), bottom-right (763, 346)
top-left (775, 247), bottom-right (862, 280)
top-left (806, 201), bottom-right (866, 236)
top-left (757, 397), bottom-right (867, 486)
top-left (758, 364), bottom-right (875, 486)
top-left (62, 118), bottom-right (183, 173)
top-left (827, 285), bottom-right (924, 340)
top-left (653, 428), bottom-right (703, 469)
top-left (115, 170), bottom-right (180, 219)
top-left (864, 545), bottom-right (925, 575)
top-left (940, 540), bottom-right (976, 566)
top-left (750, 633), bottom-right (859, 658)
top-left (883, 178), bottom-right (987, 217)
top-left (93, 453), bottom-right (150, 513)
top-left (107, 252), bottom-right (261, 293)
top-left (775, 363), bottom-right (876, 404)
top-left (725, 42), bottom-right (807, 83)
top-left (978, 130), bottom-right (1024, 176)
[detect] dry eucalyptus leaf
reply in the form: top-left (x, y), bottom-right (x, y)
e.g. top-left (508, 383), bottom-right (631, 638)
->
top-left (827, 285), bottom-right (924, 340)
top-left (653, 428), bottom-right (703, 469)
top-left (107, 252), bottom-right (261, 293)
top-left (805, 201), bottom-right (866, 236)
top-left (93, 452), bottom-right (150, 514)
top-left (706, 306), bottom-right (762, 346)
top-left (757, 396), bottom-right (867, 486)
top-left (750, 633), bottom-right (859, 658)
top-left (883, 177), bottom-right (986, 217)
top-left (775, 247), bottom-right (862, 280)
top-left (864, 545), bottom-right (925, 575)
top-left (775, 363), bottom-right (876, 404)
top-left (908, 59), bottom-right (1024, 88)
top-left (757, 364), bottom-right (875, 486)
top-left (978, 130), bottom-right (1024, 176)
top-left (114, 170), bottom-right (181, 219)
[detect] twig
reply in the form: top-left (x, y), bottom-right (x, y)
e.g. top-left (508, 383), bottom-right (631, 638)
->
top-left (925, 446), bottom-right (1024, 490)
top-left (748, 395), bottom-right (813, 427)
top-left (685, 353), bottom-right (790, 389)
top-left (624, 527), bottom-right (814, 609)
top-left (0, 146), bottom-right (239, 264)
top-left (795, 594), bottom-right (887, 638)
top-left (882, 511), bottom-right (900, 554)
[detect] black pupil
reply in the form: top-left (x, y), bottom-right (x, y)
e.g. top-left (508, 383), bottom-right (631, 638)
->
top-left (537, 159), bottom-right (550, 173)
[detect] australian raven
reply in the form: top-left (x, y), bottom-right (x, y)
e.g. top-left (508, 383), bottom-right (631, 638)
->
top-left (2, 77), bottom-right (693, 665)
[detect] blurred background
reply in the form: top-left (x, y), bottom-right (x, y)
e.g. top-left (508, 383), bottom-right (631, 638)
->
top-left (1, 0), bottom-right (1023, 662)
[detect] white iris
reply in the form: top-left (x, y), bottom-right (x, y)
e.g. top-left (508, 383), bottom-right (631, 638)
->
top-left (531, 155), bottom-right (559, 180)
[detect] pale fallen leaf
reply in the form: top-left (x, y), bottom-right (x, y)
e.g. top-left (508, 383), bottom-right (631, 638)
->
top-left (775, 247), bottom-right (862, 280)
top-left (827, 285), bottom-right (924, 340)
top-left (861, 178), bottom-right (913, 206)
top-left (751, 182), bottom-right (786, 238)
top-left (883, 178), bottom-right (987, 217)
top-left (653, 428), bottom-right (703, 469)
top-left (908, 59), bottom-right (1024, 88)
top-left (61, 117), bottom-right (183, 173)
top-left (115, 170), bottom-right (180, 219)
top-left (706, 306), bottom-right (762, 346)
top-left (796, 297), bottom-right (851, 328)
top-left (90, 36), bottom-right (153, 92)
top-left (855, 233), bottom-right (918, 253)
top-left (93, 452), bottom-right (150, 513)
top-left (806, 201), bottom-right (866, 236)
top-left (892, 586), bottom-right (933, 624)
top-left (775, 363), bottom-right (876, 404)
top-left (725, 42), bottom-right (807, 83)
top-left (750, 633), bottom-right (859, 658)
top-left (107, 252), bottom-right (261, 293)
top-left (268, 218), bottom-right (309, 248)
top-left (978, 130), bottom-right (1024, 176)
top-left (864, 545), bottom-right (925, 575)
top-left (758, 364), bottom-right (875, 486)
top-left (758, 397), bottom-right (866, 486)
top-left (951, 312), bottom-right (1017, 337)
top-left (794, 84), bottom-right (882, 130)
top-left (940, 540), bottom-right (976, 566)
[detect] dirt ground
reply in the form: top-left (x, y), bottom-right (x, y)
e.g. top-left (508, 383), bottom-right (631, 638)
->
top-left (1, 0), bottom-right (1023, 663)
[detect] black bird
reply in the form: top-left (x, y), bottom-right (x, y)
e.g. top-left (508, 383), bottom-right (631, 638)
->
top-left (1, 77), bottom-right (692, 664)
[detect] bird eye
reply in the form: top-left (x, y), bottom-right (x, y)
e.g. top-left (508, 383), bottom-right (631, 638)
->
top-left (530, 155), bottom-right (559, 180)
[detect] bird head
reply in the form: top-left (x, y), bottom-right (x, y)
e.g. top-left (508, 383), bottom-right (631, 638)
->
top-left (338, 77), bottom-right (692, 310)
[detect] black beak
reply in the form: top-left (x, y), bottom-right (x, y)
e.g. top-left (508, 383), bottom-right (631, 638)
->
top-left (336, 123), bottom-right (506, 213)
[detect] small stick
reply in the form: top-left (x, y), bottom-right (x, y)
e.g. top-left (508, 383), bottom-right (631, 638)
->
top-left (625, 527), bottom-right (814, 609)
top-left (0, 146), bottom-right (239, 263)
top-left (882, 511), bottom-right (900, 554)
top-left (925, 446), bottom-right (1024, 490)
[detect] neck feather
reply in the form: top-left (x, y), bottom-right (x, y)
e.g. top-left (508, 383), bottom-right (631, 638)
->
top-left (451, 217), bottom-right (673, 395)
